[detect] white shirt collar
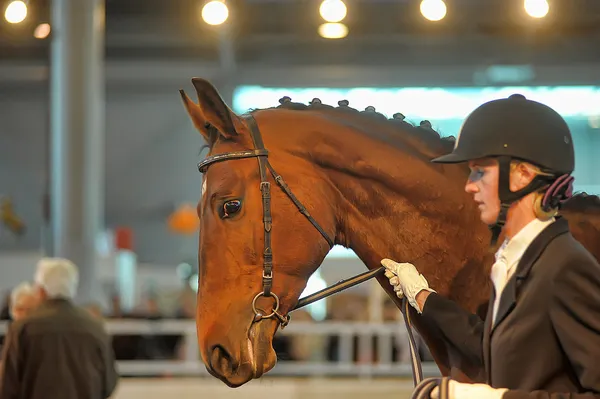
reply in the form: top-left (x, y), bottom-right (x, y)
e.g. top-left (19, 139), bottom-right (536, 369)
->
top-left (495, 217), bottom-right (555, 270)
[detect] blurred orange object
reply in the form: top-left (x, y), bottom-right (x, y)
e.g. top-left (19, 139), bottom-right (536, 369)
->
top-left (167, 203), bottom-right (199, 235)
top-left (115, 226), bottom-right (133, 250)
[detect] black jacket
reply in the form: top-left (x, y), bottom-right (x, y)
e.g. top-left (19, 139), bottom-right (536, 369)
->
top-left (419, 217), bottom-right (600, 399)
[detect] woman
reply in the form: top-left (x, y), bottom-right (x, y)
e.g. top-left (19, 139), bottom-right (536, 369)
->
top-left (382, 94), bottom-right (600, 399)
top-left (9, 282), bottom-right (39, 321)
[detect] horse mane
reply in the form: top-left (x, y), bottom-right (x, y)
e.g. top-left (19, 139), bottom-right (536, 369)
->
top-left (562, 192), bottom-right (600, 215)
top-left (560, 192), bottom-right (600, 260)
top-left (244, 97), bottom-right (600, 212)
top-left (247, 96), bottom-right (457, 156)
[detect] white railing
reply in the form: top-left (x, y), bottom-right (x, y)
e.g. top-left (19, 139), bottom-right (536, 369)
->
top-left (0, 320), bottom-right (440, 378)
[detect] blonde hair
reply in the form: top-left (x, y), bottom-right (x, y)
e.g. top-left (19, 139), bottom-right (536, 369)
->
top-left (9, 282), bottom-right (35, 319)
top-left (510, 160), bottom-right (558, 220)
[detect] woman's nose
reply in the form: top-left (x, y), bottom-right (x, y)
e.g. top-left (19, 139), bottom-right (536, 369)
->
top-left (465, 180), bottom-right (478, 194)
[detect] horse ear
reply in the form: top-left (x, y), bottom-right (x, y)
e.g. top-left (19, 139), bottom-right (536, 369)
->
top-left (179, 89), bottom-right (212, 141)
top-left (191, 78), bottom-right (240, 139)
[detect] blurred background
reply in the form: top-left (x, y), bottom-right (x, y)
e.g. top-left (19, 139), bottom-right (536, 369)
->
top-left (1, 0), bottom-right (599, 398)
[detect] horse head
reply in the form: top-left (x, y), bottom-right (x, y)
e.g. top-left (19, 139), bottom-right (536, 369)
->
top-left (180, 78), bottom-right (338, 386)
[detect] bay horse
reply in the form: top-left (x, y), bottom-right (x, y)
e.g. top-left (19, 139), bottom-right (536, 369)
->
top-left (179, 78), bottom-right (600, 388)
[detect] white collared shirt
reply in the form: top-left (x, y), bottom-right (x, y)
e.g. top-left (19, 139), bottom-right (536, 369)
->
top-left (490, 217), bottom-right (555, 324)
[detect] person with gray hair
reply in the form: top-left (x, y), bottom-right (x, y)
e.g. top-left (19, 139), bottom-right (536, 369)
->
top-left (33, 257), bottom-right (79, 300)
top-left (9, 282), bottom-right (39, 321)
top-left (0, 257), bottom-right (119, 399)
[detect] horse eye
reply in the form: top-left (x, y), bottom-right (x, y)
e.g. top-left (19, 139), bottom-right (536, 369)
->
top-left (222, 200), bottom-right (242, 218)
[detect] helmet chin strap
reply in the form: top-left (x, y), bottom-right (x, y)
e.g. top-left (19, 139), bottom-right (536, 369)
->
top-left (488, 156), bottom-right (550, 247)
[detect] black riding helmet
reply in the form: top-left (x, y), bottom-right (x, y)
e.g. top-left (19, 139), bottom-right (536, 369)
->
top-left (431, 94), bottom-right (575, 246)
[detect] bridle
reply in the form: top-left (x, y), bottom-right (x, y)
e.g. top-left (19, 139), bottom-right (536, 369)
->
top-left (197, 113), bottom-right (435, 395)
top-left (197, 114), bottom-right (335, 328)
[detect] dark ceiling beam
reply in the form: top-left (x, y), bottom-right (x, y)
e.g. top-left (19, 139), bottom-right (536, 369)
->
top-left (3, 59), bottom-right (600, 89)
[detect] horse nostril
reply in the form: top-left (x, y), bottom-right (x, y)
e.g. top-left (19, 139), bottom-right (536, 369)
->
top-left (209, 345), bottom-right (234, 377)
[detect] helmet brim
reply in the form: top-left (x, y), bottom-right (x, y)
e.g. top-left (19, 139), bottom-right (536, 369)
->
top-left (431, 152), bottom-right (473, 164)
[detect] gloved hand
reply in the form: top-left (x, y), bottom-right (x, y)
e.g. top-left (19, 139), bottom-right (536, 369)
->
top-left (381, 258), bottom-right (436, 313)
top-left (431, 380), bottom-right (507, 399)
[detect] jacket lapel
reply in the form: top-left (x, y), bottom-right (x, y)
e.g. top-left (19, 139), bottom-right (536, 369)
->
top-left (490, 276), bottom-right (517, 333)
top-left (489, 218), bottom-right (570, 335)
top-left (482, 292), bottom-right (494, 383)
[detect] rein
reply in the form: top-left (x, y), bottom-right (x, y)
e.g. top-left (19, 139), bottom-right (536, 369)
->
top-left (293, 268), bottom-right (450, 399)
top-left (292, 266), bottom-right (424, 386)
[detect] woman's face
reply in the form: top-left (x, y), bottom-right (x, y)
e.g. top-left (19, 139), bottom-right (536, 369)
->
top-left (11, 294), bottom-right (38, 321)
top-left (465, 158), bottom-right (501, 225)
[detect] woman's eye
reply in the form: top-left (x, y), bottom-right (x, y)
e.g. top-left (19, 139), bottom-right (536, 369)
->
top-left (469, 169), bottom-right (485, 182)
top-left (222, 200), bottom-right (242, 218)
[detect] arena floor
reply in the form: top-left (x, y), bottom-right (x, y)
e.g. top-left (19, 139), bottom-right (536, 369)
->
top-left (112, 377), bottom-right (418, 399)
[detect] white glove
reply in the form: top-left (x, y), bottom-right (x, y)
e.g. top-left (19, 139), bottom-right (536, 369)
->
top-left (431, 380), bottom-right (507, 399)
top-left (381, 258), bottom-right (436, 313)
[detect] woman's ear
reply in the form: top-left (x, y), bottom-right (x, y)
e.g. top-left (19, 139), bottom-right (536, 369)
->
top-left (510, 162), bottom-right (537, 191)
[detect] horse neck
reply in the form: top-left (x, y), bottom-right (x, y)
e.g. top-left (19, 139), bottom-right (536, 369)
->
top-left (302, 120), bottom-right (492, 299)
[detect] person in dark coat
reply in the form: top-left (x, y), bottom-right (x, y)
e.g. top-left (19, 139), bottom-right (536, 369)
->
top-left (0, 257), bottom-right (119, 399)
top-left (381, 94), bottom-right (600, 399)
